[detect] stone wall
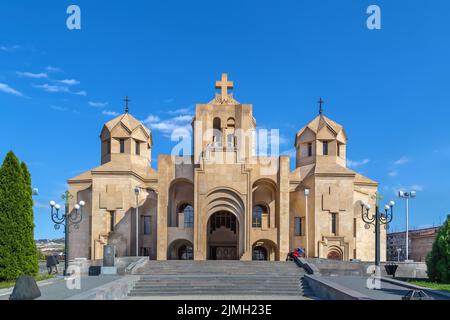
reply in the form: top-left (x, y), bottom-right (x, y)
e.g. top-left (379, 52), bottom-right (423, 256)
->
top-left (306, 258), bottom-right (428, 279)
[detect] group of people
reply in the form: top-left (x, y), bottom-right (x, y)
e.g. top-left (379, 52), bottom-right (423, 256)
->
top-left (286, 247), bottom-right (305, 261)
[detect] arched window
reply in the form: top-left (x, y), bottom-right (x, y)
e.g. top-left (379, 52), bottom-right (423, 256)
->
top-left (226, 117), bottom-right (236, 148)
top-left (252, 205), bottom-right (267, 228)
top-left (179, 203), bottom-right (194, 228)
top-left (213, 117), bottom-right (222, 146)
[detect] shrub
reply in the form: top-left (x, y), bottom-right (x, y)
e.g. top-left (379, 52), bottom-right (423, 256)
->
top-left (426, 215), bottom-right (450, 283)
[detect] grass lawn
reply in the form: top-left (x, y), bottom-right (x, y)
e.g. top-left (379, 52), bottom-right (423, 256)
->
top-left (0, 273), bottom-right (54, 289)
top-left (408, 280), bottom-right (450, 292)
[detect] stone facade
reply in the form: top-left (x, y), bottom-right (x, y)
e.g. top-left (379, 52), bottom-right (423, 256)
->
top-left (67, 73), bottom-right (384, 262)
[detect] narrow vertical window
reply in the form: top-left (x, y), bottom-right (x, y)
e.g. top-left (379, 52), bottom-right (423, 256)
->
top-left (295, 217), bottom-right (302, 236)
top-left (323, 141), bottom-right (329, 155)
top-left (110, 211), bottom-right (115, 232)
top-left (119, 139), bottom-right (125, 153)
top-left (135, 141), bottom-right (140, 155)
top-left (308, 143), bottom-right (312, 157)
top-left (143, 216), bottom-right (151, 235)
top-left (331, 213), bottom-right (337, 235)
top-left (337, 143), bottom-right (341, 157)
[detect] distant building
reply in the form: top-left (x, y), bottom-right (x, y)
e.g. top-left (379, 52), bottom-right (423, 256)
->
top-left (387, 227), bottom-right (439, 262)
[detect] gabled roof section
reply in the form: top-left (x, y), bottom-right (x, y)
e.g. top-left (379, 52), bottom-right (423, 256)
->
top-left (103, 113), bottom-right (151, 138)
top-left (297, 114), bottom-right (344, 138)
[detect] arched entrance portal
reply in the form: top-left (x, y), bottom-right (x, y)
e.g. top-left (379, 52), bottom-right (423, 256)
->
top-left (252, 239), bottom-right (277, 261)
top-left (207, 211), bottom-right (239, 260)
top-left (252, 246), bottom-right (268, 261)
top-left (168, 239), bottom-right (194, 260)
top-left (327, 249), bottom-right (343, 261)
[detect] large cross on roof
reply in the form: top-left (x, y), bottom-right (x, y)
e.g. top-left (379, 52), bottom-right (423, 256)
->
top-left (215, 73), bottom-right (234, 101)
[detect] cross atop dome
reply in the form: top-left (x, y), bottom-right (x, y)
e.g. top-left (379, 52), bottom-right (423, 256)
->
top-left (318, 97), bottom-right (324, 115)
top-left (215, 73), bottom-right (234, 101)
top-left (124, 96), bottom-right (131, 113)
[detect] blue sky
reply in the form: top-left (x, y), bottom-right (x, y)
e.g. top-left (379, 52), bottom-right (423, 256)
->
top-left (0, 1), bottom-right (449, 239)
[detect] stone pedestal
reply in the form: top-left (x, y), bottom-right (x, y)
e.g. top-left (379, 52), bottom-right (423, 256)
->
top-left (101, 266), bottom-right (118, 275)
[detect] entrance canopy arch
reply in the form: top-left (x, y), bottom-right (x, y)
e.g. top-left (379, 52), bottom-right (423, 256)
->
top-left (205, 188), bottom-right (246, 259)
top-left (168, 178), bottom-right (194, 228)
top-left (252, 178), bottom-right (277, 228)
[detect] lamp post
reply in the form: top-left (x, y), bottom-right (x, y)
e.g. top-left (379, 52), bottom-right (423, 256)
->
top-left (49, 190), bottom-right (85, 276)
top-left (398, 190), bottom-right (416, 261)
top-left (360, 192), bottom-right (395, 266)
top-left (304, 188), bottom-right (310, 258)
top-left (134, 186), bottom-right (140, 257)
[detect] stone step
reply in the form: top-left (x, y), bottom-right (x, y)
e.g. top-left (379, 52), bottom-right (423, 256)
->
top-left (129, 260), bottom-right (309, 298)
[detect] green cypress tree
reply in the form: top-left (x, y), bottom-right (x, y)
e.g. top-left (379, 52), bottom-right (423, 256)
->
top-left (0, 151), bottom-right (38, 281)
top-left (20, 161), bottom-right (38, 275)
top-left (426, 215), bottom-right (450, 283)
top-left (0, 151), bottom-right (25, 280)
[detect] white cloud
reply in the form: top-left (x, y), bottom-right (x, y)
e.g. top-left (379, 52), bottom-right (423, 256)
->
top-left (168, 107), bottom-right (194, 115)
top-left (143, 113), bottom-right (193, 137)
top-left (163, 98), bottom-right (175, 103)
top-left (102, 110), bottom-right (119, 117)
top-left (347, 158), bottom-right (370, 168)
top-left (0, 45), bottom-right (20, 52)
top-left (172, 115), bottom-right (193, 123)
top-left (73, 90), bottom-right (87, 96)
top-left (388, 171), bottom-right (398, 177)
top-left (34, 83), bottom-right (69, 93)
top-left (17, 71), bottom-right (48, 79)
top-left (51, 105), bottom-right (79, 114)
top-left (394, 156), bottom-right (409, 166)
top-left (89, 101), bottom-right (108, 108)
top-left (46, 66), bottom-right (62, 73)
top-left (143, 114), bottom-right (160, 123)
top-left (35, 84), bottom-right (86, 96)
top-left (57, 79), bottom-right (79, 86)
top-left (0, 83), bottom-right (23, 97)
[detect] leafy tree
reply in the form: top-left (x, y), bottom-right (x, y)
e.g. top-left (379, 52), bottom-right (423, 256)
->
top-left (426, 215), bottom-right (450, 283)
top-left (0, 151), bottom-right (38, 281)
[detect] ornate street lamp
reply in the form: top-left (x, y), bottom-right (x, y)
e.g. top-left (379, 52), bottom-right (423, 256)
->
top-left (360, 192), bottom-right (395, 266)
top-left (49, 190), bottom-right (85, 276)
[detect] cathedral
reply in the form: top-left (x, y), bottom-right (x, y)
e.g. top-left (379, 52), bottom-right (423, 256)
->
top-left (67, 74), bottom-right (385, 262)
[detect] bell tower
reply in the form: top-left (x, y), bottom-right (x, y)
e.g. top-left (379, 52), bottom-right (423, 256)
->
top-left (193, 73), bottom-right (256, 164)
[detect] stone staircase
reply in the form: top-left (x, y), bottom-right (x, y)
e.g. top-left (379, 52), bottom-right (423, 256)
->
top-left (128, 260), bottom-right (316, 298)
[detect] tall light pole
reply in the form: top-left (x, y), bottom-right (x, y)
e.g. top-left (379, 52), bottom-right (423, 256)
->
top-left (304, 188), bottom-right (310, 258)
top-left (397, 247), bottom-right (402, 262)
top-left (134, 186), bottom-right (140, 257)
top-left (49, 191), bottom-right (85, 276)
top-left (398, 190), bottom-right (416, 261)
top-left (360, 192), bottom-right (395, 266)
